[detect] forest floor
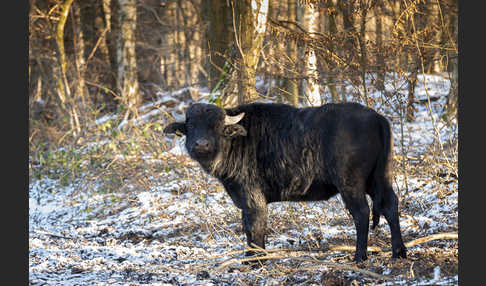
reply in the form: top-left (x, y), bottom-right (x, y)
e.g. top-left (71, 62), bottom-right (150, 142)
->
top-left (29, 74), bottom-right (458, 285)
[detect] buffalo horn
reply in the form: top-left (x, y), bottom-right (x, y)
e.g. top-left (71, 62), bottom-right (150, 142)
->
top-left (224, 112), bottom-right (245, 125)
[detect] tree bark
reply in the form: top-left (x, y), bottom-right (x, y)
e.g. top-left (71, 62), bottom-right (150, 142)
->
top-left (358, 0), bottom-right (369, 106)
top-left (406, 68), bottom-right (418, 123)
top-left (56, 0), bottom-right (81, 135)
top-left (117, 0), bottom-right (141, 120)
top-left (375, 0), bottom-right (385, 93)
top-left (302, 2), bottom-right (321, 106)
top-left (326, 0), bottom-right (339, 103)
top-left (443, 0), bottom-right (458, 123)
top-left (188, 0), bottom-right (202, 86)
top-left (202, 0), bottom-right (233, 92)
top-left (234, 0), bottom-right (269, 104)
top-left (72, 2), bottom-right (87, 108)
top-left (283, 0), bottom-right (299, 106)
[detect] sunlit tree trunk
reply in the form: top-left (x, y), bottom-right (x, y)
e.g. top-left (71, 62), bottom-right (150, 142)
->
top-left (358, 0), bottom-right (369, 106)
top-left (268, 0), bottom-right (280, 101)
top-left (406, 67), bottom-right (417, 122)
top-left (56, 0), bottom-right (81, 135)
top-left (339, 0), bottom-right (357, 60)
top-left (117, 0), bottom-right (140, 120)
top-left (284, 0), bottom-right (299, 106)
top-left (375, 0), bottom-right (385, 93)
top-left (175, 2), bottom-right (186, 87)
top-left (72, 2), bottom-right (87, 109)
top-left (234, 0), bottom-right (269, 104)
top-left (326, 0), bottom-right (339, 103)
top-left (189, 0), bottom-right (202, 86)
top-left (406, 0), bottom-right (428, 122)
top-left (443, 0), bottom-right (457, 122)
top-left (302, 2), bottom-right (321, 106)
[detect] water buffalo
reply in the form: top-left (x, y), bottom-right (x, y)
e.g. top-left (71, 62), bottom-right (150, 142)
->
top-left (164, 102), bottom-right (406, 262)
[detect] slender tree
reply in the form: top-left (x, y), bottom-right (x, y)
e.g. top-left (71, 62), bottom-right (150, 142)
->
top-left (72, 1), bottom-right (87, 109)
top-left (375, 0), bottom-right (385, 93)
top-left (56, 0), bottom-right (81, 135)
top-left (358, 0), bottom-right (370, 106)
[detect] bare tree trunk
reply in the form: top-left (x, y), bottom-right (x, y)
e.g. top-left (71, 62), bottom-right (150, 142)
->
top-left (175, 2), bottom-right (186, 87)
top-left (326, 0), bottom-right (339, 103)
top-left (406, 0), bottom-right (428, 122)
top-left (202, 0), bottom-right (233, 91)
top-left (72, 2), bottom-right (87, 109)
top-left (375, 0), bottom-right (385, 93)
top-left (358, 0), bottom-right (369, 106)
top-left (406, 68), bottom-right (418, 122)
top-left (55, 0), bottom-right (74, 108)
top-left (189, 0), bottom-right (202, 86)
top-left (89, 0), bottom-right (116, 110)
top-left (56, 0), bottom-right (81, 135)
top-left (302, 2), bottom-right (321, 106)
top-left (117, 0), bottom-right (140, 120)
top-left (431, 0), bottom-right (442, 73)
top-left (105, 0), bottom-right (127, 111)
top-left (418, 0), bottom-right (434, 73)
top-left (159, 5), bottom-right (170, 88)
top-left (268, 0), bottom-right (280, 101)
top-left (284, 0), bottom-right (299, 106)
top-left (443, 0), bottom-right (458, 123)
top-left (339, 0), bottom-right (357, 62)
top-left (234, 0), bottom-right (269, 104)
top-left (160, 3), bottom-right (178, 90)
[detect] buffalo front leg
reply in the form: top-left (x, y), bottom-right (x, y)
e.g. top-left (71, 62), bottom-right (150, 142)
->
top-left (241, 189), bottom-right (267, 257)
top-left (242, 207), bottom-right (267, 256)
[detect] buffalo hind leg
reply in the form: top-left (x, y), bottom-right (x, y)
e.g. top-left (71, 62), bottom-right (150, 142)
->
top-left (340, 189), bottom-right (370, 262)
top-left (382, 187), bottom-right (407, 259)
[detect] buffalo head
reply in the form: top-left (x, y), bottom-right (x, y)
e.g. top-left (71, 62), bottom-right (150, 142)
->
top-left (164, 103), bottom-right (247, 164)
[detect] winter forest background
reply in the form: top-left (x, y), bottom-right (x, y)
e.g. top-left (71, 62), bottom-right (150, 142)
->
top-left (29, 0), bottom-right (458, 285)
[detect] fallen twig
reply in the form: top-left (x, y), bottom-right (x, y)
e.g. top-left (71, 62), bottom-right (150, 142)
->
top-left (404, 232), bottom-right (458, 248)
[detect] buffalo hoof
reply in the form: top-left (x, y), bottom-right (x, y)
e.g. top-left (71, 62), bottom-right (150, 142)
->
top-left (243, 259), bottom-right (265, 269)
top-left (392, 246), bottom-right (407, 259)
top-left (243, 250), bottom-right (267, 268)
top-left (353, 252), bottom-right (368, 263)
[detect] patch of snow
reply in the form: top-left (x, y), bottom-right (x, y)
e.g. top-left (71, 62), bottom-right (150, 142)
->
top-left (29, 74), bottom-right (458, 285)
top-left (162, 136), bottom-right (188, 156)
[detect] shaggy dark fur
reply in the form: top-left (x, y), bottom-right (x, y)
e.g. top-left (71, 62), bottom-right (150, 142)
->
top-left (164, 102), bottom-right (407, 262)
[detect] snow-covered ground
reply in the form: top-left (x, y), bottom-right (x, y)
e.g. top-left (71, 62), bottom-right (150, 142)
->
top-left (29, 74), bottom-right (458, 285)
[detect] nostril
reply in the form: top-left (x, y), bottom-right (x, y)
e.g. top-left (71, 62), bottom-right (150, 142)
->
top-left (195, 139), bottom-right (210, 150)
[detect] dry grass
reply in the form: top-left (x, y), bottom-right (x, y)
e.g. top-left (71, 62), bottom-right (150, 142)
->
top-left (29, 92), bottom-right (458, 285)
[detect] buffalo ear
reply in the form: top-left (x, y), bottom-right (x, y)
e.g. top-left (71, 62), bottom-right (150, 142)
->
top-left (223, 124), bottom-right (247, 138)
top-left (164, 122), bottom-right (186, 136)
